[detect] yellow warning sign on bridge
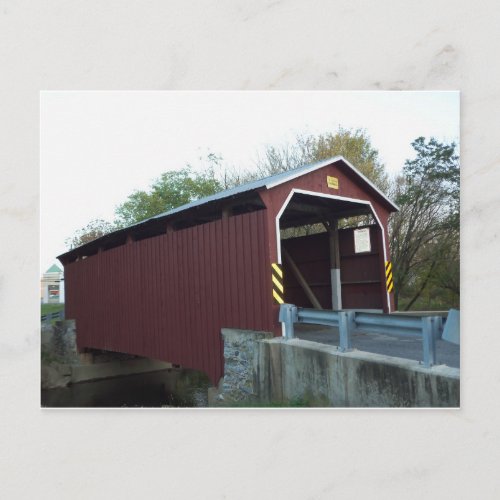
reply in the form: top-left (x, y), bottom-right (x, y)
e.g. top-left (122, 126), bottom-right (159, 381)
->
top-left (385, 261), bottom-right (394, 293)
top-left (327, 175), bottom-right (339, 189)
top-left (272, 263), bottom-right (284, 304)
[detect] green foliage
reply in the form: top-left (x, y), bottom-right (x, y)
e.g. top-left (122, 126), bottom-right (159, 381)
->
top-left (256, 127), bottom-right (389, 233)
top-left (308, 128), bottom-right (389, 192)
top-left (65, 161), bottom-right (225, 248)
top-left (41, 303), bottom-right (64, 315)
top-left (41, 350), bottom-right (58, 365)
top-left (256, 127), bottom-right (389, 192)
top-left (220, 396), bottom-right (310, 408)
top-left (67, 130), bottom-right (387, 248)
top-left (64, 130), bottom-right (459, 313)
top-left (41, 303), bottom-right (65, 327)
top-left (390, 137), bottom-right (459, 310)
top-left (65, 218), bottom-right (117, 249)
top-left (114, 166), bottom-right (223, 227)
top-left (398, 136), bottom-right (459, 229)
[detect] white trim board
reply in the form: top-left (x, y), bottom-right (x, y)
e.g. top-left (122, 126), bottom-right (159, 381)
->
top-left (266, 155), bottom-right (399, 212)
top-left (274, 188), bottom-right (392, 324)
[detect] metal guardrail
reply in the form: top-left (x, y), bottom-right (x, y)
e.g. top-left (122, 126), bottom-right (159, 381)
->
top-left (41, 310), bottom-right (65, 323)
top-left (279, 304), bottom-right (443, 368)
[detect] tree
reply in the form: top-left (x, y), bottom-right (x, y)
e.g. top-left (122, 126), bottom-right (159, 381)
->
top-left (254, 127), bottom-right (389, 237)
top-left (66, 159), bottom-right (225, 249)
top-left (67, 129), bottom-right (387, 246)
top-left (114, 166), bottom-right (223, 227)
top-left (255, 127), bottom-right (389, 193)
top-left (389, 137), bottom-right (459, 310)
top-left (65, 219), bottom-right (117, 249)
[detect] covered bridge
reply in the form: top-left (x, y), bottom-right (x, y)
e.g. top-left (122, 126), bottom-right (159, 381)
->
top-left (58, 156), bottom-right (398, 384)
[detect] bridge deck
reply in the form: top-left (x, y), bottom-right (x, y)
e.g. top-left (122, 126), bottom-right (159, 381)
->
top-left (294, 324), bottom-right (460, 368)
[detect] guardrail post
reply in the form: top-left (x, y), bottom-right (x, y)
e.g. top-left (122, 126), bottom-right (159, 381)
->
top-left (279, 303), bottom-right (298, 340)
top-left (432, 316), bottom-right (443, 340)
top-left (422, 317), bottom-right (437, 367)
top-left (338, 311), bottom-right (354, 352)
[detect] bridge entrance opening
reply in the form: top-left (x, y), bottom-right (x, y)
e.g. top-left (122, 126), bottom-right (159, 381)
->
top-left (277, 190), bottom-right (388, 312)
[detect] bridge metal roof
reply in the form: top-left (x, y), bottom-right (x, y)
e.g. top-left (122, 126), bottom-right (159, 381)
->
top-left (59, 155), bottom-right (397, 261)
top-left (131, 155), bottom-right (398, 227)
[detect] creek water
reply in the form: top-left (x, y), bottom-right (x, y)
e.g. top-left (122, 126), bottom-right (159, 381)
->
top-left (41, 368), bottom-right (211, 408)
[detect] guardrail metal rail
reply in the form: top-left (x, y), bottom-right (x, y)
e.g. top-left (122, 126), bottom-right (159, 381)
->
top-left (41, 310), bottom-right (65, 324)
top-left (279, 304), bottom-right (444, 368)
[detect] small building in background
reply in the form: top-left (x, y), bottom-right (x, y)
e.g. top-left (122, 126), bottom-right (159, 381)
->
top-left (41, 264), bottom-right (64, 304)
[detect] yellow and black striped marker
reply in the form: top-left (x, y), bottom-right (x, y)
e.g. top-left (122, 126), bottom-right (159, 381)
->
top-left (272, 263), bottom-right (284, 305)
top-left (385, 261), bottom-right (394, 293)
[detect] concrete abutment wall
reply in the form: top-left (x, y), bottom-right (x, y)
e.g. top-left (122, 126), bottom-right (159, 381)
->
top-left (217, 330), bottom-right (460, 407)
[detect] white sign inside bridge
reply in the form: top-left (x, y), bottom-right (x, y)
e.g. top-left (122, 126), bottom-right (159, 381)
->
top-left (354, 228), bottom-right (371, 253)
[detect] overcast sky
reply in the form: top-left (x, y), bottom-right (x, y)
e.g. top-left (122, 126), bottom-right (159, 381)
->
top-left (40, 91), bottom-right (459, 273)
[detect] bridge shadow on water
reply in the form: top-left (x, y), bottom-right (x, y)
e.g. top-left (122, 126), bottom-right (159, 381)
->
top-left (41, 368), bottom-right (211, 408)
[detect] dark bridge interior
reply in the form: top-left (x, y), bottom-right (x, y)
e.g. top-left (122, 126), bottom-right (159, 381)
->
top-left (279, 192), bottom-right (372, 229)
top-left (279, 192), bottom-right (384, 311)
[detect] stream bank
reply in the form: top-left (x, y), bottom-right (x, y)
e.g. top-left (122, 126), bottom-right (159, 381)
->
top-left (41, 321), bottom-right (211, 407)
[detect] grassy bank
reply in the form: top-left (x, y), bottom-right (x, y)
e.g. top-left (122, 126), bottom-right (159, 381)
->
top-left (218, 396), bottom-right (310, 408)
top-left (41, 303), bottom-right (64, 315)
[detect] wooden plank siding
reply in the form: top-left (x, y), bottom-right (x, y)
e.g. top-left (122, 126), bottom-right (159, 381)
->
top-left (64, 209), bottom-right (272, 384)
top-left (260, 159), bottom-right (395, 312)
top-left (62, 159), bottom-right (398, 387)
top-left (281, 226), bottom-right (384, 310)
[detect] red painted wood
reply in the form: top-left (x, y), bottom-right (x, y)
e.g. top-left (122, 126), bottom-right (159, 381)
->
top-left (338, 226), bottom-right (384, 310)
top-left (281, 226), bottom-right (385, 310)
top-left (64, 209), bottom-right (271, 384)
top-left (63, 159), bottom-right (396, 385)
top-left (282, 232), bottom-right (332, 309)
top-left (259, 159), bottom-right (394, 312)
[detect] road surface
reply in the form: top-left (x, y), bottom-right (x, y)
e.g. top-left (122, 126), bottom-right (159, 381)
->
top-left (294, 323), bottom-right (460, 368)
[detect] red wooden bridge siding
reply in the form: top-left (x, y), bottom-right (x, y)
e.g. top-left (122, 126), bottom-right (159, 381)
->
top-left (281, 226), bottom-right (384, 310)
top-left (282, 233), bottom-right (331, 309)
top-left (62, 157), bottom-right (398, 385)
top-left (338, 225), bottom-right (384, 309)
top-left (64, 209), bottom-right (272, 384)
